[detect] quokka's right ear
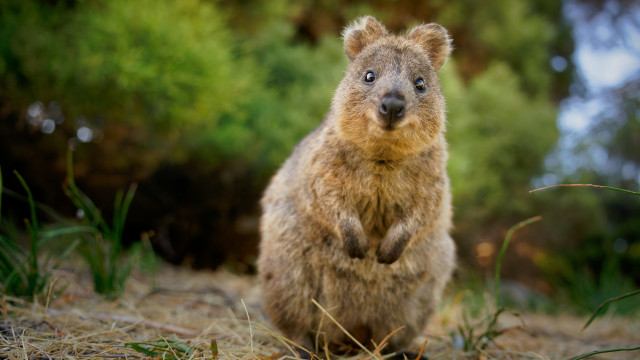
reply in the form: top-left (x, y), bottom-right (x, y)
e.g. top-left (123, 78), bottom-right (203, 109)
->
top-left (406, 23), bottom-right (452, 71)
top-left (342, 16), bottom-right (389, 61)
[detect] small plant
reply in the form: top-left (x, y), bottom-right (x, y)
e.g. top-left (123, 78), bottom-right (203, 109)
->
top-left (450, 216), bottom-right (541, 352)
top-left (0, 166), bottom-right (79, 300)
top-left (63, 151), bottom-right (139, 298)
top-left (125, 338), bottom-right (200, 359)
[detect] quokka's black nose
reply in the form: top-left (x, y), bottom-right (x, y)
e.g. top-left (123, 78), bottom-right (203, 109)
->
top-left (379, 93), bottom-right (405, 125)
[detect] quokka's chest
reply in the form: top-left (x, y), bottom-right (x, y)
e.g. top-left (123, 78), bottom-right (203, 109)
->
top-left (347, 175), bottom-right (416, 237)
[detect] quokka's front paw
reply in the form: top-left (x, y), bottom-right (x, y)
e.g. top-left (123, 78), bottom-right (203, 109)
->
top-left (376, 227), bottom-right (410, 264)
top-left (339, 218), bottom-right (369, 259)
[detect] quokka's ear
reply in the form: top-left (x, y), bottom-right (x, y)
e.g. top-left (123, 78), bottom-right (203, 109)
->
top-left (342, 16), bottom-right (389, 61)
top-left (406, 23), bottom-right (452, 71)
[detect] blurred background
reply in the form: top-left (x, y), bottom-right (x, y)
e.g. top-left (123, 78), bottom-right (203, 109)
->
top-left (1, 0), bottom-right (638, 313)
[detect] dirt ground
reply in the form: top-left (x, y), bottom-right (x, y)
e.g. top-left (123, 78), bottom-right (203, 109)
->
top-left (1, 263), bottom-right (638, 359)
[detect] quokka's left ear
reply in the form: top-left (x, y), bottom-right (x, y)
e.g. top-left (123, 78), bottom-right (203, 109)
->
top-left (406, 23), bottom-right (452, 71)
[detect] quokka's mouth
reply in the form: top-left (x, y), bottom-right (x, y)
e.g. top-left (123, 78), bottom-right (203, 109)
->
top-left (381, 123), bottom-right (396, 131)
top-left (375, 117), bottom-right (407, 132)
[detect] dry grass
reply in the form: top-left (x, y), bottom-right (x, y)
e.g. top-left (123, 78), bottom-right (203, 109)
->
top-left (1, 264), bottom-right (639, 360)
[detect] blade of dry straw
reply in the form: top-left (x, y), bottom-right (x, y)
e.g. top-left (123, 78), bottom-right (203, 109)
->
top-left (311, 299), bottom-right (378, 359)
top-left (93, 313), bottom-right (200, 336)
top-left (254, 323), bottom-right (319, 359)
top-left (372, 325), bottom-right (405, 356)
top-left (241, 298), bottom-right (254, 355)
top-left (415, 337), bottom-right (429, 360)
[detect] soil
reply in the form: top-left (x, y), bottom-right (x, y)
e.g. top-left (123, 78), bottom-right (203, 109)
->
top-left (1, 264), bottom-right (638, 359)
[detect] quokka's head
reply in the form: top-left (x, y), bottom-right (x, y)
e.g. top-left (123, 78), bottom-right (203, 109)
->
top-left (332, 16), bottom-right (452, 160)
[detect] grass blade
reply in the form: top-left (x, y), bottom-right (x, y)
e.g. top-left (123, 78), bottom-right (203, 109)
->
top-left (530, 184), bottom-right (640, 197)
top-left (13, 171), bottom-right (39, 236)
top-left (311, 298), bottom-right (376, 359)
top-left (39, 225), bottom-right (97, 239)
top-left (0, 186), bottom-right (69, 224)
top-left (119, 184), bottom-right (137, 235)
top-left (211, 337), bottom-right (218, 359)
top-left (125, 342), bottom-right (160, 356)
top-left (0, 235), bottom-right (22, 283)
top-left (494, 216), bottom-right (542, 307)
top-left (13, 171), bottom-right (41, 290)
top-left (112, 189), bottom-right (125, 243)
top-left (0, 234), bottom-right (26, 277)
top-left (125, 339), bottom-right (195, 359)
top-left (570, 345), bottom-right (640, 360)
top-left (112, 184), bottom-right (136, 247)
top-left (0, 164), bottom-right (3, 225)
top-left (582, 289), bottom-right (640, 331)
top-left (65, 150), bottom-right (109, 234)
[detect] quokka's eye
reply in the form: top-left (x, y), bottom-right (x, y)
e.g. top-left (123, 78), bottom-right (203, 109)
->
top-left (364, 71), bottom-right (376, 83)
top-left (415, 78), bottom-right (426, 92)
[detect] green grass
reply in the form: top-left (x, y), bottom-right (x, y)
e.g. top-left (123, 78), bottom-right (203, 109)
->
top-left (494, 216), bottom-right (542, 308)
top-left (125, 338), bottom-right (202, 359)
top-left (582, 289), bottom-right (640, 331)
top-left (0, 166), bottom-right (80, 300)
top-left (450, 216), bottom-right (541, 352)
top-left (63, 151), bottom-right (139, 299)
top-left (532, 183), bottom-right (640, 359)
top-left (1, 151), bottom-right (146, 300)
top-left (570, 345), bottom-right (640, 360)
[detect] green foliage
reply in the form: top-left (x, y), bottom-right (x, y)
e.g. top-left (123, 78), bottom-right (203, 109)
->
top-left (64, 151), bottom-right (138, 298)
top-left (434, 0), bottom-right (567, 96)
top-left (0, 0), bottom-right (565, 190)
top-left (0, 167), bottom-right (79, 299)
top-left (229, 22), bottom-right (345, 170)
top-left (470, 1), bottom-right (555, 96)
top-left (0, 0), bottom-right (575, 282)
top-left (1, 0), bottom-right (247, 174)
top-left (0, 0), bottom-right (346, 175)
top-left (7, 0), bottom-right (246, 128)
top-left (444, 61), bottom-right (557, 228)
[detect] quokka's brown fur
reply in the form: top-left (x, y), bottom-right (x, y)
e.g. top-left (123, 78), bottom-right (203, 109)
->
top-left (258, 16), bottom-right (456, 354)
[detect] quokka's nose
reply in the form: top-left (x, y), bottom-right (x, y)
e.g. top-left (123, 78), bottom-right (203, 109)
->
top-left (379, 93), bottom-right (405, 125)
